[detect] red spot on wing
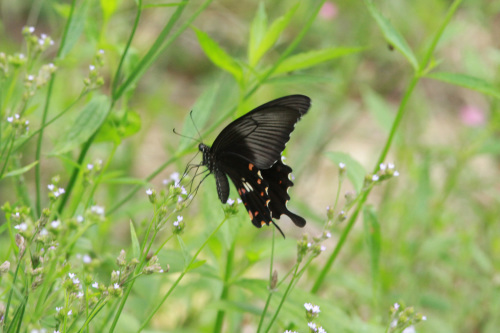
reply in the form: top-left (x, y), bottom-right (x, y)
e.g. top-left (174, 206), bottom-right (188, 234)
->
top-left (255, 211), bottom-right (259, 216)
top-left (257, 179), bottom-right (262, 184)
top-left (260, 191), bottom-right (264, 197)
top-left (249, 163), bottom-right (254, 171)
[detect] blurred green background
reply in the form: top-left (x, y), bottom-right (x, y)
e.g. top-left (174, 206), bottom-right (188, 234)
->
top-left (1, 0), bottom-right (499, 332)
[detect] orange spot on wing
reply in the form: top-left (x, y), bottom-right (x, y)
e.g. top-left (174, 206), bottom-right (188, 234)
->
top-left (242, 188), bottom-right (246, 194)
top-left (257, 179), bottom-right (262, 184)
top-left (260, 191), bottom-right (264, 197)
top-left (255, 211), bottom-right (259, 216)
top-left (260, 221), bottom-right (266, 226)
top-left (238, 189), bottom-right (242, 195)
top-left (249, 163), bottom-right (254, 171)
top-left (279, 180), bottom-right (282, 184)
top-left (249, 211), bottom-right (253, 219)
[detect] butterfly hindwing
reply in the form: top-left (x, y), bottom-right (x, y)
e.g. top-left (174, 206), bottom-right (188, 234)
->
top-left (261, 160), bottom-right (306, 227)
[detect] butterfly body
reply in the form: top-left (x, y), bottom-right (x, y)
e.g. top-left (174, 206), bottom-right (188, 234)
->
top-left (198, 95), bottom-right (310, 233)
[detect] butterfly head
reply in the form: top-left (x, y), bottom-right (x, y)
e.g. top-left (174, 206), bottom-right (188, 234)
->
top-left (198, 143), bottom-right (211, 168)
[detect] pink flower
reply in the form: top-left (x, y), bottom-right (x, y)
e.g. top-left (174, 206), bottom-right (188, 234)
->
top-left (460, 105), bottom-right (485, 127)
top-left (319, 2), bottom-right (338, 20)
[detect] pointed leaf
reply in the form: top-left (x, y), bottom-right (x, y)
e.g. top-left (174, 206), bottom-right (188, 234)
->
top-left (130, 221), bottom-right (140, 260)
top-left (426, 72), bottom-right (500, 99)
top-left (187, 259), bottom-right (206, 271)
top-left (2, 161), bottom-right (38, 179)
top-left (248, 2), bottom-right (268, 66)
top-left (274, 47), bottom-right (364, 74)
top-left (250, 3), bottom-right (299, 67)
top-left (59, 0), bottom-right (90, 58)
top-left (51, 94), bottom-right (111, 155)
top-left (325, 151), bottom-right (366, 193)
top-left (361, 87), bottom-right (395, 133)
top-left (364, 0), bottom-right (419, 70)
top-left (194, 27), bottom-right (243, 82)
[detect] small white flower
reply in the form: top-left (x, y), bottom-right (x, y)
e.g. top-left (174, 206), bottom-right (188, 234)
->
top-left (19, 53), bottom-right (25, 59)
top-left (304, 303), bottom-right (313, 311)
top-left (159, 269), bottom-right (164, 273)
top-left (7, 116), bottom-right (13, 122)
top-left (227, 198), bottom-right (235, 205)
top-left (15, 114), bottom-right (20, 119)
top-left (422, 315), bottom-right (427, 321)
top-left (372, 174), bottom-right (379, 181)
top-left (27, 75), bottom-right (34, 81)
top-left (146, 188), bottom-right (153, 195)
top-left (318, 327), bottom-right (327, 333)
top-left (113, 270), bottom-right (120, 276)
top-left (40, 228), bottom-right (48, 236)
top-left (339, 162), bottom-right (346, 169)
top-left (41, 33), bottom-right (47, 39)
top-left (55, 331), bottom-right (61, 333)
top-left (312, 305), bottom-right (321, 313)
top-left (68, 273), bottom-right (75, 279)
top-left (394, 171), bottom-right (400, 177)
top-left (173, 221), bottom-right (179, 227)
top-left (180, 186), bottom-right (187, 195)
top-left (87, 163), bottom-right (94, 170)
top-left (394, 302), bottom-right (400, 310)
top-left (55, 306), bottom-right (62, 312)
top-left (162, 179), bottom-right (168, 185)
top-left (76, 291), bottom-right (84, 298)
top-left (177, 216), bottom-right (183, 222)
top-left (90, 205), bottom-right (105, 216)
top-left (379, 163), bottom-right (387, 171)
top-left (50, 40), bottom-right (54, 45)
top-left (47, 184), bottom-right (55, 191)
top-left (48, 63), bottom-right (55, 69)
top-left (320, 245), bottom-right (326, 252)
top-left (307, 322), bottom-right (317, 331)
top-left (113, 283), bottom-right (120, 289)
top-left (177, 196), bottom-right (183, 202)
top-left (281, 155), bottom-right (286, 161)
top-left (67, 310), bottom-right (72, 316)
top-left (76, 215), bottom-right (84, 223)
top-left (237, 199), bottom-right (242, 204)
top-left (83, 254), bottom-right (92, 263)
top-left (51, 220), bottom-right (60, 228)
top-left (170, 172), bottom-right (180, 183)
top-left (307, 242), bottom-right (312, 248)
top-left (99, 49), bottom-right (105, 54)
top-left (14, 223), bottom-right (28, 231)
top-left (15, 212), bottom-right (20, 217)
top-left (89, 65), bottom-right (95, 71)
top-left (388, 163), bottom-right (395, 170)
top-left (92, 282), bottom-right (99, 288)
top-left (402, 326), bottom-right (416, 333)
top-left (326, 232), bottom-right (331, 238)
top-left (58, 188), bottom-right (65, 194)
top-left (28, 26), bottom-right (35, 33)
top-left (25, 120), bottom-right (29, 125)
top-left (72, 278), bottom-right (80, 285)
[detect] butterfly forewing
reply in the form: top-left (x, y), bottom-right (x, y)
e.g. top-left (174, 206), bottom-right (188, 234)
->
top-left (211, 95), bottom-right (310, 169)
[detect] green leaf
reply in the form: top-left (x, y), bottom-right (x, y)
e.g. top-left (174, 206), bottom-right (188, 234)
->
top-left (266, 73), bottom-right (340, 85)
top-left (361, 87), bottom-right (395, 133)
top-left (274, 47), bottom-right (364, 74)
top-left (187, 259), bottom-right (206, 271)
top-left (324, 151), bottom-right (366, 193)
top-left (249, 3), bottom-right (298, 67)
top-left (193, 27), bottom-right (243, 82)
top-left (363, 206), bottom-right (381, 295)
top-left (177, 235), bottom-right (190, 268)
top-left (130, 221), bottom-right (140, 260)
top-left (95, 109), bottom-right (142, 144)
top-left (59, 0), bottom-right (90, 58)
top-left (51, 94), bottom-right (111, 155)
top-left (100, 0), bottom-right (118, 22)
top-left (363, 0), bottom-right (419, 70)
top-left (426, 72), bottom-right (500, 99)
top-left (179, 84), bottom-right (219, 151)
top-left (2, 161), bottom-right (38, 179)
top-left (248, 2), bottom-right (268, 66)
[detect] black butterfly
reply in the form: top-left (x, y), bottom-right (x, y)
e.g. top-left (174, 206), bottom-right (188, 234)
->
top-left (197, 95), bottom-right (310, 236)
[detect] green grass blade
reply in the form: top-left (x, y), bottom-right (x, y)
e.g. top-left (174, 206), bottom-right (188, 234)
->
top-left (363, 0), bottom-right (419, 70)
top-left (426, 71), bottom-right (500, 99)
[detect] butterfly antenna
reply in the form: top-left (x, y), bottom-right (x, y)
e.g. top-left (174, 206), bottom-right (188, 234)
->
top-left (271, 220), bottom-right (286, 239)
top-left (172, 128), bottom-right (200, 142)
top-left (190, 110), bottom-right (203, 142)
top-left (183, 171), bottom-right (211, 208)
